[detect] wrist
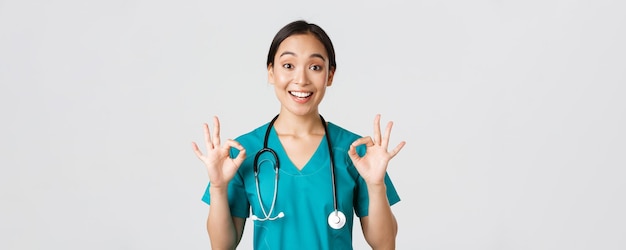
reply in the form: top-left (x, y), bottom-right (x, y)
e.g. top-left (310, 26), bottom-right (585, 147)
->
top-left (366, 183), bottom-right (387, 194)
top-left (209, 185), bottom-right (228, 196)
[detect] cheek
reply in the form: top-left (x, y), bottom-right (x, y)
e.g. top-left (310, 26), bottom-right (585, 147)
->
top-left (273, 70), bottom-right (292, 83)
top-left (314, 72), bottom-right (330, 84)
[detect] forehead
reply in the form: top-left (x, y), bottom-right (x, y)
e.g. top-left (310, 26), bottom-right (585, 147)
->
top-left (276, 33), bottom-right (327, 57)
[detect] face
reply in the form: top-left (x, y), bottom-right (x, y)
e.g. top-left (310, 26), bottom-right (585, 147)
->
top-left (268, 33), bottom-right (334, 117)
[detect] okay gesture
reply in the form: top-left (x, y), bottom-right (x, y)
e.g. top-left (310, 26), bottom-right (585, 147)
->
top-left (348, 114), bottom-right (406, 185)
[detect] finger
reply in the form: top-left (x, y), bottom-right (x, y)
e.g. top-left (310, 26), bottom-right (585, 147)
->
top-left (381, 121), bottom-right (393, 150)
top-left (224, 138), bottom-right (245, 152)
top-left (203, 123), bottom-right (213, 149)
top-left (352, 136), bottom-right (375, 148)
top-left (373, 114), bottom-right (382, 145)
top-left (213, 116), bottom-right (221, 147)
top-left (191, 142), bottom-right (204, 158)
top-left (225, 139), bottom-right (246, 166)
top-left (389, 141), bottom-right (406, 158)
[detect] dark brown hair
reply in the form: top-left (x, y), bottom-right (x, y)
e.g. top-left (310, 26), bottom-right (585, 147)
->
top-left (266, 20), bottom-right (337, 71)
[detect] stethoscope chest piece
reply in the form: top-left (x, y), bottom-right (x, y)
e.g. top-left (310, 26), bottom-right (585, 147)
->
top-left (328, 210), bottom-right (346, 229)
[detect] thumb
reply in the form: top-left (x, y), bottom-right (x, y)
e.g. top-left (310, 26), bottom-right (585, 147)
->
top-left (348, 143), bottom-right (360, 163)
top-left (233, 147), bottom-right (246, 167)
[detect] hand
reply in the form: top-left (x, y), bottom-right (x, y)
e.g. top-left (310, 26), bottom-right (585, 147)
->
top-left (191, 116), bottom-right (246, 189)
top-left (348, 114), bottom-right (405, 185)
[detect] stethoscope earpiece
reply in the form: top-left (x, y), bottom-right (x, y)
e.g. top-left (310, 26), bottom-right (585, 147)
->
top-left (251, 212), bottom-right (285, 222)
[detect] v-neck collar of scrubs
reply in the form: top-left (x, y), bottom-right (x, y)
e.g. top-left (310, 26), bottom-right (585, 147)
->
top-left (268, 125), bottom-right (330, 176)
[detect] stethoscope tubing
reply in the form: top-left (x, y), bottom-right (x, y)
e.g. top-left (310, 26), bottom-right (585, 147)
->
top-left (252, 116), bottom-right (281, 221)
top-left (320, 115), bottom-right (340, 216)
top-left (252, 114), bottom-right (344, 229)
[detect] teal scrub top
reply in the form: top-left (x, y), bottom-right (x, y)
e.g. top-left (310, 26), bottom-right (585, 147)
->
top-left (202, 121), bottom-right (400, 250)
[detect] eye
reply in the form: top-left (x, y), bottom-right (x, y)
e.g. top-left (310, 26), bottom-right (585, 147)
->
top-left (282, 63), bottom-right (293, 69)
top-left (309, 65), bottom-right (322, 71)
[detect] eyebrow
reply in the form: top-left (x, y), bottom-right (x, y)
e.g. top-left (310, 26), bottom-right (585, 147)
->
top-left (279, 51), bottom-right (326, 62)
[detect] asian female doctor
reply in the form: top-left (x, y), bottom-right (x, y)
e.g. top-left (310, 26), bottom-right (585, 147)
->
top-left (191, 20), bottom-right (406, 250)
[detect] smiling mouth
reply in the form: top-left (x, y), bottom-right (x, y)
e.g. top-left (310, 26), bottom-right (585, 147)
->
top-left (289, 91), bottom-right (312, 98)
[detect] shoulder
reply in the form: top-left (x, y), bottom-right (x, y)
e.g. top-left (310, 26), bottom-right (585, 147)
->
top-left (327, 122), bottom-right (361, 146)
top-left (234, 122), bottom-right (270, 149)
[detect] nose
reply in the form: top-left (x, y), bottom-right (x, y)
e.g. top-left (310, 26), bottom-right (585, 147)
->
top-left (293, 67), bottom-right (309, 85)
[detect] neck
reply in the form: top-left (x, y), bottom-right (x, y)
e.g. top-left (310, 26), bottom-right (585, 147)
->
top-left (273, 112), bottom-right (325, 136)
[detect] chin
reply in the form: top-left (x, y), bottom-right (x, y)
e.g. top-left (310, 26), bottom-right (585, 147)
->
top-left (285, 107), bottom-right (317, 117)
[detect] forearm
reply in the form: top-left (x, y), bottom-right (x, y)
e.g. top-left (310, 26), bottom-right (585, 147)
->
top-left (364, 183), bottom-right (397, 249)
top-left (207, 187), bottom-right (238, 249)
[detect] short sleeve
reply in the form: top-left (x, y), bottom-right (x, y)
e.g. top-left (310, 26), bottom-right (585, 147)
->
top-left (200, 149), bottom-right (250, 218)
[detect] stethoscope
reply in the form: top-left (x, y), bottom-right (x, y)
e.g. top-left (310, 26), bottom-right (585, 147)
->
top-left (250, 114), bottom-right (346, 230)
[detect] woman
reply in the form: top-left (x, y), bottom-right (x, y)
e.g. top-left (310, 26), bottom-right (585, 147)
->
top-left (192, 20), bottom-right (406, 249)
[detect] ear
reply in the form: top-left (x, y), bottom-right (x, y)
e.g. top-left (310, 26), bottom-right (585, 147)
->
top-left (267, 64), bottom-right (274, 85)
top-left (326, 68), bottom-right (335, 87)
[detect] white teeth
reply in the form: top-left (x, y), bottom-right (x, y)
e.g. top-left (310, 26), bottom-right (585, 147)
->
top-left (290, 91), bottom-right (312, 98)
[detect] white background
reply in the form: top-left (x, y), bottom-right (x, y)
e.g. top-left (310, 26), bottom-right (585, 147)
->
top-left (1, 0), bottom-right (625, 249)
